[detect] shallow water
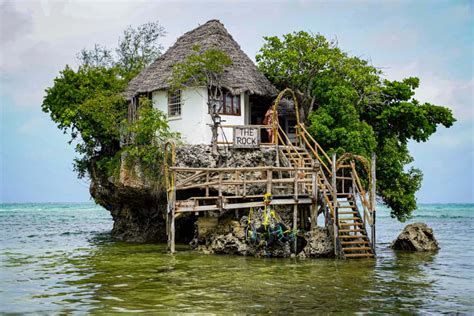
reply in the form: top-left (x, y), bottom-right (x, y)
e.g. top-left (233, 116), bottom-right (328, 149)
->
top-left (1, 203), bottom-right (473, 313)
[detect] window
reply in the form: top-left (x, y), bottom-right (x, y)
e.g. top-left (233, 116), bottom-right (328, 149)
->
top-left (168, 90), bottom-right (182, 117)
top-left (210, 89), bottom-right (241, 116)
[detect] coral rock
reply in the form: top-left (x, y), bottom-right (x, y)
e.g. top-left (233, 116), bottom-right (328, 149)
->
top-left (391, 222), bottom-right (440, 251)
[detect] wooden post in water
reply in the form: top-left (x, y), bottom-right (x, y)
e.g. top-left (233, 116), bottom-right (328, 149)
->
top-left (170, 170), bottom-right (176, 254)
top-left (218, 171), bottom-right (223, 212)
top-left (311, 161), bottom-right (318, 229)
top-left (371, 152), bottom-right (377, 254)
top-left (331, 153), bottom-right (338, 257)
top-left (293, 169), bottom-right (298, 252)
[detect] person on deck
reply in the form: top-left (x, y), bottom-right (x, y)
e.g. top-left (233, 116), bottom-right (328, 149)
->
top-left (264, 105), bottom-right (278, 143)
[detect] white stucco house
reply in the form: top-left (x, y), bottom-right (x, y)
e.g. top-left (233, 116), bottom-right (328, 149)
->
top-left (125, 20), bottom-right (298, 145)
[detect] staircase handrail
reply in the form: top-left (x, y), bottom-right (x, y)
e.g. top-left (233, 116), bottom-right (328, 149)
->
top-left (277, 125), bottom-right (305, 167)
top-left (316, 170), bottom-right (335, 218)
top-left (350, 161), bottom-right (373, 226)
top-left (297, 123), bottom-right (333, 176)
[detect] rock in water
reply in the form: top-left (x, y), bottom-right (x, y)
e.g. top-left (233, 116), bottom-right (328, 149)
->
top-left (298, 227), bottom-right (334, 258)
top-left (391, 222), bottom-right (440, 251)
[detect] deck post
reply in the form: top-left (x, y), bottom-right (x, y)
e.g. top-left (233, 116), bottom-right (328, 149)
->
top-left (311, 161), bottom-right (318, 229)
top-left (170, 210), bottom-right (176, 254)
top-left (166, 203), bottom-right (170, 249)
top-left (331, 153), bottom-right (338, 256)
top-left (371, 152), bottom-right (377, 254)
top-left (293, 169), bottom-right (298, 252)
top-left (218, 171), bottom-right (223, 212)
top-left (266, 168), bottom-right (273, 194)
top-left (170, 170), bottom-right (176, 254)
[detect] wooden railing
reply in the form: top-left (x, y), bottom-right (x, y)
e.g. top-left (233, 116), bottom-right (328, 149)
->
top-left (350, 162), bottom-right (373, 226)
top-left (277, 125), bottom-right (304, 167)
top-left (297, 123), bottom-right (333, 175)
top-left (170, 166), bottom-right (314, 200)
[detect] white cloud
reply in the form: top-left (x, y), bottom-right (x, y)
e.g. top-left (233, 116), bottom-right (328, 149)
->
top-left (383, 60), bottom-right (473, 122)
top-left (0, 0), bottom-right (146, 109)
top-left (0, 0), bottom-right (33, 44)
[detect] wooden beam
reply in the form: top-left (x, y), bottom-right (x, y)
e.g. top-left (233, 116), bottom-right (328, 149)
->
top-left (170, 166), bottom-right (312, 172)
top-left (175, 198), bottom-right (313, 213)
top-left (170, 170), bottom-right (176, 254)
top-left (332, 153), bottom-right (338, 256)
top-left (311, 165), bottom-right (318, 229)
top-left (266, 169), bottom-right (273, 193)
top-left (371, 152), bottom-right (377, 254)
top-left (293, 170), bottom-right (299, 252)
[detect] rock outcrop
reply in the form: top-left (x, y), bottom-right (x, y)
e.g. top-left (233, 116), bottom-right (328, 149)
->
top-left (298, 228), bottom-right (335, 258)
top-left (391, 222), bottom-right (440, 251)
top-left (175, 145), bottom-right (277, 169)
top-left (191, 216), bottom-right (334, 258)
top-left (90, 145), bottom-right (277, 243)
top-left (90, 143), bottom-right (336, 258)
top-left (192, 218), bottom-right (294, 257)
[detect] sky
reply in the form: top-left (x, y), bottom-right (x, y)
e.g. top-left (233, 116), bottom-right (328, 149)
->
top-left (0, 0), bottom-right (472, 203)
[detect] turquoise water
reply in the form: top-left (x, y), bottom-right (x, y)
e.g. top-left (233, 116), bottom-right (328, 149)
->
top-left (1, 203), bottom-right (473, 313)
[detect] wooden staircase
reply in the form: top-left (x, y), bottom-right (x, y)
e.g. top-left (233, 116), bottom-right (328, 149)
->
top-left (336, 195), bottom-right (374, 258)
top-left (278, 125), bottom-right (375, 259)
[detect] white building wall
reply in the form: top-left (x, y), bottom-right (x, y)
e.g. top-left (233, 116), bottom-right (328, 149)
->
top-left (152, 88), bottom-right (248, 145)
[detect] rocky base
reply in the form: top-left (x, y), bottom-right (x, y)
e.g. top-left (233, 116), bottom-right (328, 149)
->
top-left (298, 228), bottom-right (335, 258)
top-left (90, 145), bottom-right (278, 243)
top-left (191, 217), bottom-right (334, 258)
top-left (391, 222), bottom-right (440, 251)
top-left (175, 145), bottom-right (277, 168)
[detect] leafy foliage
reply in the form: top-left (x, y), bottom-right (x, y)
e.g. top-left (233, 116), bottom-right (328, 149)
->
top-left (115, 22), bottom-right (166, 80)
top-left (169, 45), bottom-right (232, 100)
top-left (122, 98), bottom-right (179, 181)
top-left (77, 44), bottom-right (114, 69)
top-left (257, 31), bottom-right (456, 221)
top-left (42, 22), bottom-right (168, 180)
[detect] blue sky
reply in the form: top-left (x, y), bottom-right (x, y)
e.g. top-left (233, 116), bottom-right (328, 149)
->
top-left (0, 0), bottom-right (472, 203)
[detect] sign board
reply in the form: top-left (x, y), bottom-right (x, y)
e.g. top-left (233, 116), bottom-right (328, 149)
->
top-left (233, 126), bottom-right (260, 148)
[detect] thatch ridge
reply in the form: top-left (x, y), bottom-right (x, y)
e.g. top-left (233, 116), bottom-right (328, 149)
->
top-left (125, 19), bottom-right (277, 99)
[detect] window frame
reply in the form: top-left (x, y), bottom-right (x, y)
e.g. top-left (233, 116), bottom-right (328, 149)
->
top-left (168, 90), bottom-right (182, 118)
top-left (209, 89), bottom-right (241, 116)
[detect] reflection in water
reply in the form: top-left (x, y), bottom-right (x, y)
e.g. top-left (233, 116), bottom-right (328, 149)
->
top-left (1, 203), bottom-right (473, 314)
top-left (372, 250), bottom-right (439, 313)
top-left (52, 239), bottom-right (444, 314)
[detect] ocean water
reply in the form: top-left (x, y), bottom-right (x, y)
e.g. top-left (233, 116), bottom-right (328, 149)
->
top-left (0, 203), bottom-right (473, 314)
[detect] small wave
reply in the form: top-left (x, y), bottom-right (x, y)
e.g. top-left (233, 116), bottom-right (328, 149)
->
top-left (409, 214), bottom-right (470, 219)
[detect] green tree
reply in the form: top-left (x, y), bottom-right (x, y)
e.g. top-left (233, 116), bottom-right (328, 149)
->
top-left (42, 21), bottom-right (168, 179)
top-left (115, 22), bottom-right (166, 80)
top-left (257, 31), bottom-right (455, 221)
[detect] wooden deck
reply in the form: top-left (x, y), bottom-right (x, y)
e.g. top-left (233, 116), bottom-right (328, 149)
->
top-left (164, 89), bottom-right (377, 259)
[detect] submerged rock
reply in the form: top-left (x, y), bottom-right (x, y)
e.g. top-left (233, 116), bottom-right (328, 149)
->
top-left (391, 222), bottom-right (440, 251)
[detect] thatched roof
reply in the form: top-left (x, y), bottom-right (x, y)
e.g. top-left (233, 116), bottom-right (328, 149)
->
top-left (125, 19), bottom-right (277, 99)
